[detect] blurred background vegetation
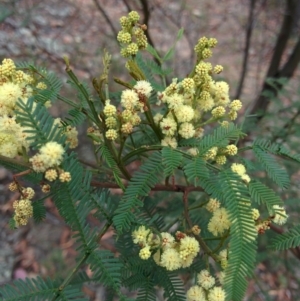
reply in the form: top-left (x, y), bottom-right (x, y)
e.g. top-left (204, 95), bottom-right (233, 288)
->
top-left (0, 0), bottom-right (300, 300)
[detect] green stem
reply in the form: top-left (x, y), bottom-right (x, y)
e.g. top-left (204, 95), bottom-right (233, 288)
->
top-left (65, 66), bottom-right (101, 127)
top-left (122, 145), bottom-right (162, 165)
top-left (52, 221), bottom-right (112, 301)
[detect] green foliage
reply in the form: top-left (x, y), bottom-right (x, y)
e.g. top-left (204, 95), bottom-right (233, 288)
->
top-left (0, 277), bottom-right (58, 301)
top-left (271, 225), bottom-right (300, 250)
top-left (113, 151), bottom-right (164, 233)
top-left (52, 154), bottom-right (98, 253)
top-left (16, 97), bottom-right (66, 149)
top-left (249, 180), bottom-right (283, 212)
top-left (252, 145), bottom-right (290, 189)
top-left (87, 250), bottom-right (124, 296)
top-left (221, 170), bottom-right (257, 301)
top-left (183, 156), bottom-right (209, 186)
top-left (162, 147), bottom-right (183, 177)
top-left (198, 123), bottom-right (244, 155)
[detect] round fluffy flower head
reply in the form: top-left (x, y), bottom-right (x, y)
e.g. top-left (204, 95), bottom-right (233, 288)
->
top-left (214, 65), bottom-right (223, 74)
top-left (186, 285), bottom-right (206, 301)
top-left (39, 142), bottom-right (65, 168)
top-left (160, 232), bottom-right (175, 250)
top-left (208, 208), bottom-right (231, 236)
top-left (197, 269), bottom-right (216, 290)
top-left (187, 147), bottom-right (199, 157)
top-left (181, 78), bottom-right (195, 93)
top-left (206, 198), bottom-right (221, 212)
top-left (8, 182), bottom-right (18, 192)
top-left (166, 93), bottom-right (184, 109)
top-left (121, 122), bottom-right (133, 134)
top-left (117, 31), bottom-right (132, 44)
top-left (59, 171), bottom-right (72, 183)
top-left (103, 100), bottom-right (117, 117)
top-left (132, 225), bottom-right (151, 245)
top-left (22, 187), bottom-right (35, 200)
top-left (195, 61), bottom-right (212, 76)
top-left (228, 110), bottom-right (238, 120)
top-left (134, 80), bottom-right (152, 97)
top-left (121, 89), bottom-right (139, 109)
top-left (194, 36), bottom-right (208, 53)
top-left (160, 248), bottom-right (182, 271)
top-left (41, 184), bottom-right (51, 193)
top-left (161, 137), bottom-right (178, 149)
top-left (229, 99), bottom-right (242, 111)
top-left (208, 286), bottom-right (225, 301)
top-left (139, 245), bottom-right (151, 260)
top-left (36, 82), bottom-right (47, 90)
top-left (252, 208), bottom-right (260, 220)
top-left (105, 129), bottom-right (118, 140)
top-left (126, 43), bottom-right (139, 56)
top-left (1, 58), bottom-right (16, 76)
top-left (231, 163), bottom-right (246, 176)
top-left (179, 123), bottom-right (195, 139)
top-left (215, 155), bottom-right (227, 165)
top-left (153, 113), bottom-right (163, 124)
top-left (105, 116), bottom-right (117, 129)
top-left (272, 205), bottom-right (288, 225)
top-left (175, 105), bottom-right (194, 123)
top-left (128, 11), bottom-right (140, 23)
top-left (202, 48), bottom-right (212, 59)
top-left (179, 236), bottom-right (200, 260)
top-left (160, 117), bottom-right (177, 136)
top-left (226, 144), bottom-right (238, 156)
top-left (0, 82), bottom-right (22, 114)
top-left (212, 106), bottom-right (226, 118)
top-left (204, 147), bottom-right (218, 160)
top-left (119, 16), bottom-right (131, 29)
top-left (45, 169), bottom-right (58, 182)
top-left (13, 198), bottom-right (33, 226)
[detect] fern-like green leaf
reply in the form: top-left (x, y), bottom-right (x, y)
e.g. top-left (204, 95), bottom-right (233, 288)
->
top-left (32, 198), bottom-right (47, 223)
top-left (183, 157), bottom-right (209, 186)
top-left (98, 144), bottom-right (124, 189)
top-left (249, 180), bottom-right (283, 212)
top-left (16, 97), bottom-right (66, 149)
top-left (253, 145), bottom-right (290, 189)
top-left (0, 277), bottom-right (57, 301)
top-left (162, 147), bottom-right (183, 177)
top-left (271, 225), bottom-right (300, 251)
top-left (220, 170), bottom-right (257, 301)
top-left (271, 225), bottom-right (300, 250)
top-left (198, 123), bottom-right (244, 155)
top-left (113, 151), bottom-right (163, 233)
top-left (87, 250), bottom-right (123, 292)
top-left (155, 269), bottom-right (186, 301)
top-left (52, 154), bottom-right (97, 253)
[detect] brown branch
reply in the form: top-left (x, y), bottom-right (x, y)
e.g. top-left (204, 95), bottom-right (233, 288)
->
top-left (250, 0), bottom-right (299, 118)
top-left (182, 187), bottom-right (219, 262)
top-left (90, 180), bottom-right (204, 192)
top-left (270, 223), bottom-right (300, 260)
top-left (92, 0), bottom-right (118, 37)
top-left (235, 0), bottom-right (257, 99)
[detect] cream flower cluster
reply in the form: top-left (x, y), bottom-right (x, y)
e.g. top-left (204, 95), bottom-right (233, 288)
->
top-left (29, 141), bottom-right (71, 183)
top-left (186, 269), bottom-right (226, 301)
top-left (103, 81), bottom-right (152, 141)
top-left (231, 163), bottom-right (251, 183)
top-left (12, 186), bottom-right (35, 227)
top-left (207, 207), bottom-right (231, 236)
top-left (132, 226), bottom-right (200, 271)
top-left (118, 11), bottom-right (148, 57)
top-left (202, 144), bottom-right (238, 165)
top-left (154, 37), bottom-right (243, 149)
top-left (0, 59), bottom-right (37, 157)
